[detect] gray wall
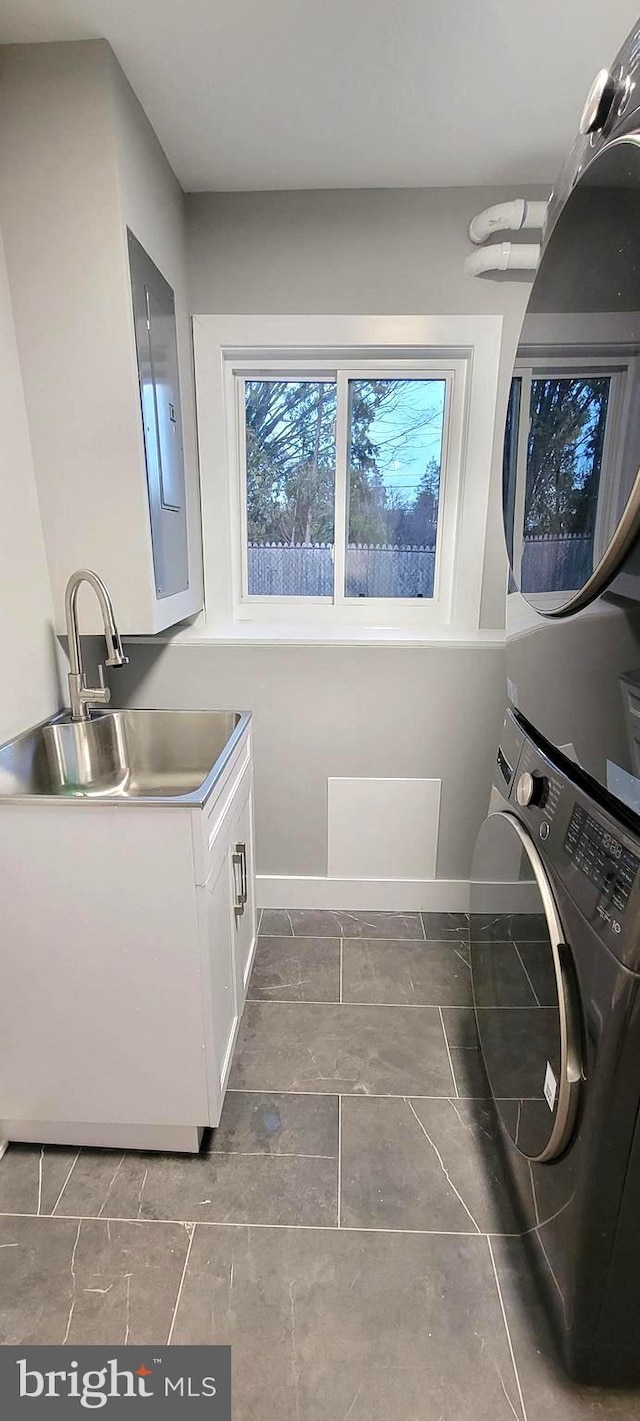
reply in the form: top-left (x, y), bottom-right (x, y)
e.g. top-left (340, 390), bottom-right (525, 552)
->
top-left (187, 186), bottom-right (546, 630)
top-left (117, 186), bottom-right (547, 887)
top-left (0, 227), bottom-right (60, 742)
top-left (187, 186), bottom-right (542, 317)
top-left (108, 642), bottom-right (506, 880)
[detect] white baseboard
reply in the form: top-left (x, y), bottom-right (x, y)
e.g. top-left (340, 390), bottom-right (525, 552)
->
top-left (256, 875), bottom-right (471, 911)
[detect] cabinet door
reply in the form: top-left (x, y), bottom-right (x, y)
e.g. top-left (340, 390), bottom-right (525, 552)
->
top-left (231, 780), bottom-right (257, 1006)
top-left (128, 230), bottom-right (189, 600)
top-left (198, 848), bottom-right (239, 1125)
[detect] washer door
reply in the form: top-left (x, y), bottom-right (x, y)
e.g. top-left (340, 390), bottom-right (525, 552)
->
top-left (470, 812), bottom-right (582, 1162)
top-left (503, 135), bottom-right (640, 616)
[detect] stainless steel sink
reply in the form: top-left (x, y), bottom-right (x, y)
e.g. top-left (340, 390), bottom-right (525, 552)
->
top-left (0, 709), bottom-right (250, 805)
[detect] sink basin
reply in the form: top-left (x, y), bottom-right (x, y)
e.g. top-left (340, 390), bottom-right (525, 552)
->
top-left (0, 709), bottom-right (249, 805)
top-left (43, 714), bottom-right (130, 796)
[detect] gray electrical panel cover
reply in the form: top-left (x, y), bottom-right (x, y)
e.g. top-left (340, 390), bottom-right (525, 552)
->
top-left (128, 230), bottom-right (189, 599)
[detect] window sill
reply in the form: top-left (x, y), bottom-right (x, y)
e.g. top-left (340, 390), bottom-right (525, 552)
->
top-left (125, 621), bottom-right (506, 650)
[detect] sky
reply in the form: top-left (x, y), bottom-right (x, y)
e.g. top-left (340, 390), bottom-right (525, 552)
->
top-left (354, 378), bottom-right (446, 499)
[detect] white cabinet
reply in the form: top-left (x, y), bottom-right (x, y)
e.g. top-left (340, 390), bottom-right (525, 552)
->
top-left (0, 726), bottom-right (257, 1152)
top-left (0, 41), bottom-right (203, 634)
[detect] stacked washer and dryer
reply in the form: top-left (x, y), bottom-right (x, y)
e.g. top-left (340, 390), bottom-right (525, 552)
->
top-left (471, 19), bottom-right (640, 1388)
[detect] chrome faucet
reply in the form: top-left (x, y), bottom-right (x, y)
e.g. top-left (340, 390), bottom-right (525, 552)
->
top-left (65, 570), bottom-right (128, 721)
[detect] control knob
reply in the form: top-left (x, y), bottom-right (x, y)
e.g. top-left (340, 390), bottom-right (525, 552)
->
top-left (579, 69), bottom-right (619, 135)
top-left (516, 771), bottom-right (548, 808)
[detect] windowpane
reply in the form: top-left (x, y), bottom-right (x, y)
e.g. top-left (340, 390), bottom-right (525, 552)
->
top-left (521, 375), bottom-right (610, 594)
top-left (504, 378), bottom-right (521, 594)
top-left (345, 378), bottom-right (446, 599)
top-left (244, 378), bottom-right (337, 597)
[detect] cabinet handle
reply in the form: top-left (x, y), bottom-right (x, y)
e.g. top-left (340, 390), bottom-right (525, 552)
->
top-left (232, 846), bottom-right (244, 916)
top-left (238, 841), bottom-right (248, 909)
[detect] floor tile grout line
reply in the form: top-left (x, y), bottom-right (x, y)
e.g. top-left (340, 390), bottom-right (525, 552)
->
top-left (258, 933), bottom-right (445, 945)
top-left (420, 912), bottom-right (427, 942)
top-left (0, 1205), bottom-right (568, 1241)
top-left (486, 1236), bottom-right (529, 1421)
top-left (0, 1209), bottom-right (490, 1236)
top-left (339, 939), bottom-right (343, 1004)
top-left (208, 1150), bottom-right (338, 1160)
top-left (227, 1088), bottom-right (509, 1099)
top-left (337, 1095), bottom-right (342, 1228)
top-left (257, 934), bottom-right (342, 943)
top-left (438, 1006), bottom-right (459, 1098)
top-left (50, 1150), bottom-right (81, 1217)
top-left (248, 996), bottom-right (341, 1005)
top-left (166, 1223), bottom-right (196, 1345)
top-left (285, 910), bottom-right (295, 937)
top-left (244, 999), bottom-right (492, 1010)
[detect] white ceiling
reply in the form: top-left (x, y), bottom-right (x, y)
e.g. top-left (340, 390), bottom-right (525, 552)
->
top-left (1, 0), bottom-right (639, 192)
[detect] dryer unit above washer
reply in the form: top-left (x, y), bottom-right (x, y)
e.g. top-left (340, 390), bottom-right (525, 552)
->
top-left (502, 18), bottom-right (640, 830)
top-left (502, 20), bottom-right (640, 618)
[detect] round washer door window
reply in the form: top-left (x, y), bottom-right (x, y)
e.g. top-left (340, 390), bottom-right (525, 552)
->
top-left (470, 812), bottom-right (581, 1161)
top-left (503, 136), bottom-right (640, 616)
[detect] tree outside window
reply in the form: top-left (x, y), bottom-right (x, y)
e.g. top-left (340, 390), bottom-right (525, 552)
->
top-left (244, 375), bottom-right (446, 599)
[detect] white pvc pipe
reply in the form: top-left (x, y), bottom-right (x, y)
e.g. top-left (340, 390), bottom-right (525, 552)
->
top-left (468, 199), bottom-right (548, 244)
top-left (464, 242), bottom-right (540, 277)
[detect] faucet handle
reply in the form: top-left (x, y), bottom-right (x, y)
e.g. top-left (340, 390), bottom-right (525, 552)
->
top-left (84, 664), bottom-right (111, 707)
top-left (97, 664), bottom-right (111, 703)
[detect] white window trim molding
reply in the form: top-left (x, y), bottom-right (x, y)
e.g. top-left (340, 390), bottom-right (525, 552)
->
top-left (192, 314), bottom-right (504, 642)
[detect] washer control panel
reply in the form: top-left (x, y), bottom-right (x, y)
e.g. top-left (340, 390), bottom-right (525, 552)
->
top-left (563, 805), bottom-right (639, 917)
top-left (499, 709), bottom-right (640, 969)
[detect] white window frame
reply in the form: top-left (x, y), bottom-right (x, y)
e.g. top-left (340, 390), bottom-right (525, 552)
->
top-left (192, 315), bottom-right (503, 640)
top-left (510, 350), bottom-right (634, 609)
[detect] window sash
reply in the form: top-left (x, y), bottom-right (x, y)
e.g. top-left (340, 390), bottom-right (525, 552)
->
top-left (233, 360), bottom-right (460, 615)
top-left (510, 357), bottom-right (630, 586)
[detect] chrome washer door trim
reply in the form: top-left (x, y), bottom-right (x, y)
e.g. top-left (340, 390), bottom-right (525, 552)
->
top-left (474, 811), bottom-right (582, 1162)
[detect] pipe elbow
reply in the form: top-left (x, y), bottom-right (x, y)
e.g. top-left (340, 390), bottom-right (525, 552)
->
top-left (468, 198), bottom-right (548, 244)
top-left (464, 242), bottom-right (540, 277)
top-left (469, 200), bottom-right (525, 244)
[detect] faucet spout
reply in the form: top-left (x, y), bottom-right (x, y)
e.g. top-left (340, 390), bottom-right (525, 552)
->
top-left (64, 570), bottom-right (128, 722)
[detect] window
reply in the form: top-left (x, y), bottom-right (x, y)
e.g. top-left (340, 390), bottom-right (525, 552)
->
top-left (244, 377), bottom-right (337, 597)
top-left (505, 359), bottom-right (626, 597)
top-left (242, 373), bottom-right (447, 602)
top-left (345, 378), bottom-right (445, 599)
top-left (192, 315), bottom-right (503, 638)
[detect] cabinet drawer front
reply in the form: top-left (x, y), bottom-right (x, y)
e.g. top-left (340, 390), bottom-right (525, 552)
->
top-left (192, 734), bottom-right (252, 883)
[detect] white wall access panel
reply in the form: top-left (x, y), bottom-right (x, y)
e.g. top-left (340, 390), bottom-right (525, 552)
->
top-left (327, 776), bottom-right (441, 881)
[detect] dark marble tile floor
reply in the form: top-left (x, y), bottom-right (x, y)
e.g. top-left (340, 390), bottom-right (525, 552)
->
top-left (0, 909), bottom-right (634, 1418)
